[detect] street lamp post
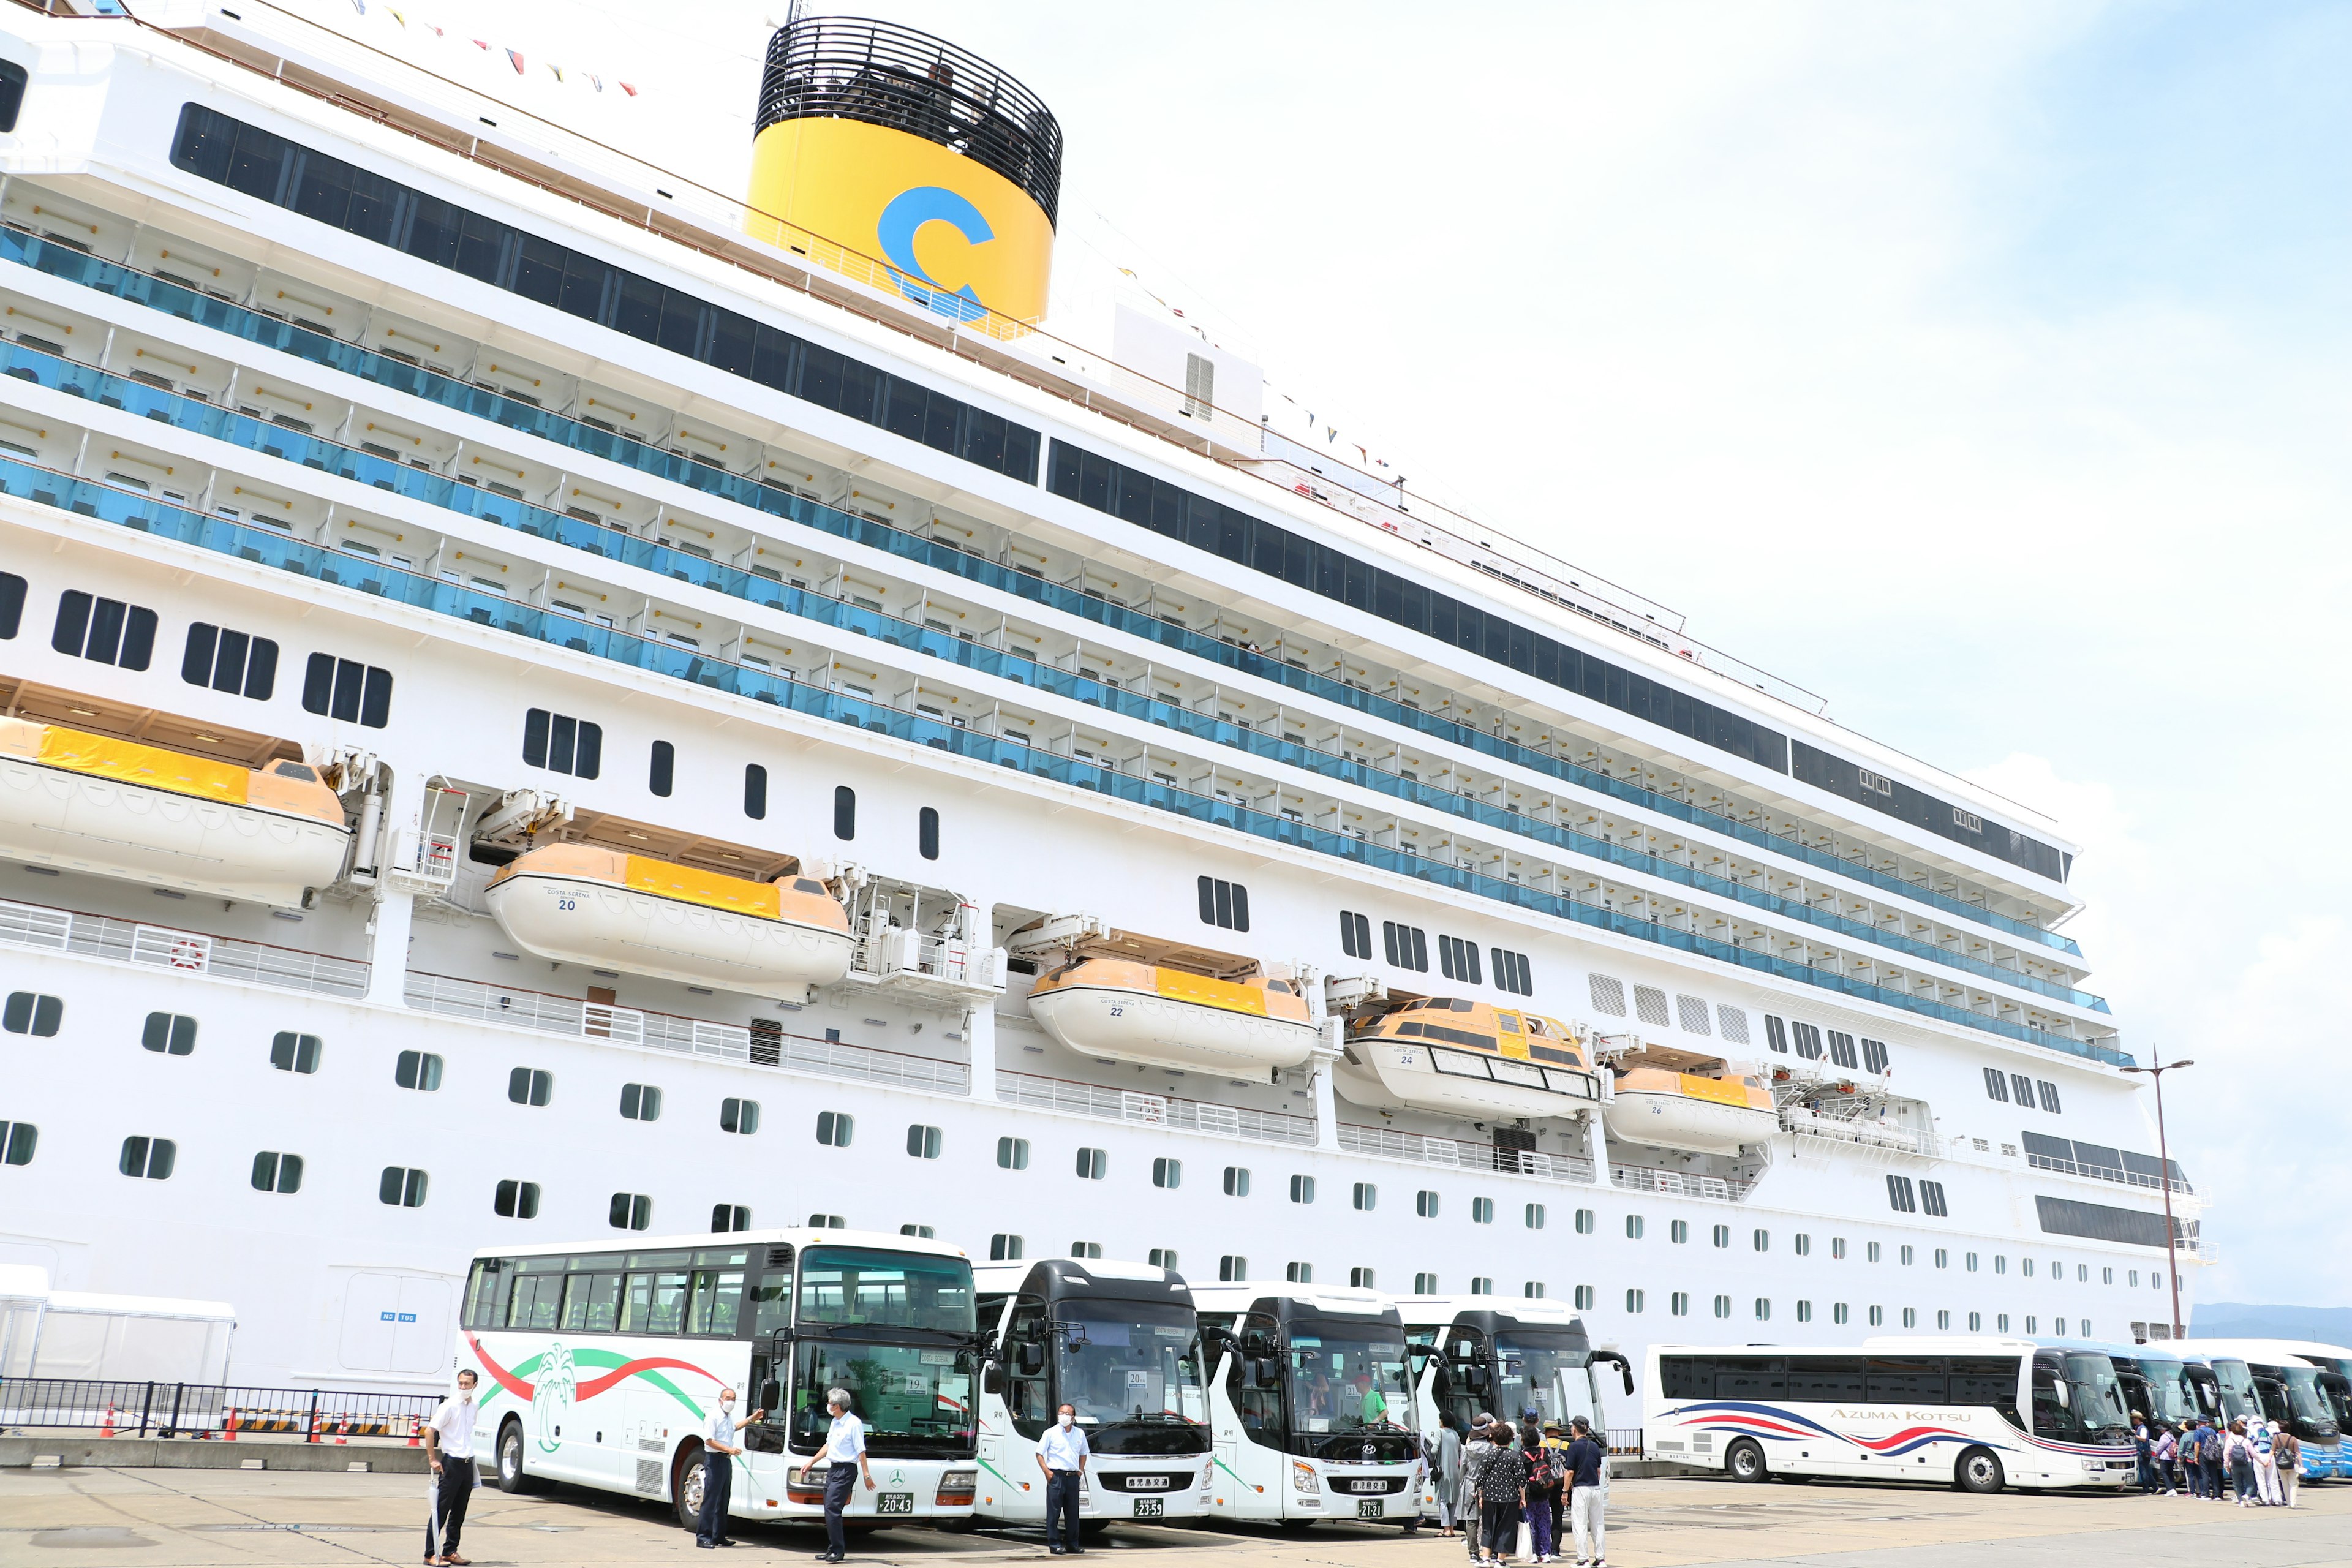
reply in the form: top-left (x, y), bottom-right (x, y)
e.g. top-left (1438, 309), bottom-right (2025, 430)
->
top-left (2120, 1055), bottom-right (2193, 1338)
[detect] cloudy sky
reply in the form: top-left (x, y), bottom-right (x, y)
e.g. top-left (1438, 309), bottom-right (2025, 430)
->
top-left (318, 0), bottom-right (2351, 1308)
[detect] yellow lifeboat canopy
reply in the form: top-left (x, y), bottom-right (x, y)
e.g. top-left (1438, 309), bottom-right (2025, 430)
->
top-left (485, 844), bottom-right (853, 994)
top-left (1338, 998), bottom-right (1604, 1120)
top-left (1026, 956), bottom-right (1321, 1074)
top-left (0, 717), bottom-right (348, 907)
top-left (1602, 1043), bottom-right (1779, 1156)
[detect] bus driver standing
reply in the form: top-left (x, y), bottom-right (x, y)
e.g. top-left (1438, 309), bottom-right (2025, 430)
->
top-left (807, 1387), bottom-right (876, 1563)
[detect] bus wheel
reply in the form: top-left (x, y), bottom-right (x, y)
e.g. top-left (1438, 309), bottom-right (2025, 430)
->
top-left (496, 1417), bottom-right (533, 1494)
top-left (1726, 1438), bottom-right (1770, 1483)
top-left (673, 1444), bottom-right (706, 1530)
top-left (1956, 1448), bottom-right (2005, 1495)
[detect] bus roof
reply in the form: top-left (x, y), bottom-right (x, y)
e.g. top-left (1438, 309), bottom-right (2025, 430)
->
top-left (466, 1227), bottom-right (971, 1263)
top-left (1395, 1298), bottom-right (1593, 1336)
top-left (1651, 1338), bottom-right (2041, 1357)
top-left (2188, 1338), bottom-right (2352, 1366)
top-left (1188, 1283), bottom-right (1401, 1321)
top-left (973, 1258), bottom-right (1194, 1304)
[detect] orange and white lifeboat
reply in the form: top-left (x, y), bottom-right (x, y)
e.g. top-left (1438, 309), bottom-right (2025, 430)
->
top-left (1026, 957), bottom-right (1322, 1074)
top-left (0, 717), bottom-right (348, 907)
top-left (1604, 1047), bottom-right (1779, 1155)
top-left (1335, 999), bottom-right (1603, 1120)
top-left (486, 844), bottom-right (852, 993)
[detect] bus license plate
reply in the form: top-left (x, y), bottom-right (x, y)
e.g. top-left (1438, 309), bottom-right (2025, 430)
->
top-left (877, 1493), bottom-right (914, 1515)
top-left (1134, 1498), bottom-right (1164, 1519)
top-left (1357, 1499), bottom-right (1384, 1520)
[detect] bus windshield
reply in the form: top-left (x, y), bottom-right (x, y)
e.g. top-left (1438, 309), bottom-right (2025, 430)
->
top-left (2064, 1354), bottom-right (2130, 1441)
top-left (2132, 1358), bottom-right (2202, 1425)
top-left (1494, 1333), bottom-right (1596, 1428)
top-left (1060, 1300), bottom-right (1210, 1455)
top-left (2211, 1359), bottom-right (2263, 1422)
top-left (1286, 1322), bottom-right (1412, 1434)
top-left (790, 1340), bottom-right (974, 1457)
top-left (796, 1247), bottom-right (975, 1334)
top-left (2278, 1366), bottom-right (2339, 1430)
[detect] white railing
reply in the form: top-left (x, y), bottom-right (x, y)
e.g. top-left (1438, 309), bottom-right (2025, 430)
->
top-left (1608, 1164), bottom-right (1752, 1204)
top-left (996, 1071), bottom-right (1316, 1145)
top-left (1780, 1106), bottom-right (1943, 1160)
top-left (402, 971), bottom-right (968, 1091)
top-left (0, 895), bottom-right (369, 998)
top-left (1337, 1123), bottom-right (1597, 1183)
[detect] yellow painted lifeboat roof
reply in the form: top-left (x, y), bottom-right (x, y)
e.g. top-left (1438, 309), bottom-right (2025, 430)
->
top-left (490, 843), bottom-right (848, 930)
top-left (1615, 1066), bottom-right (1775, 1111)
top-left (0, 717), bottom-right (344, 824)
top-left (1352, 997), bottom-right (1589, 1068)
top-left (1033, 956), bottom-right (1312, 1023)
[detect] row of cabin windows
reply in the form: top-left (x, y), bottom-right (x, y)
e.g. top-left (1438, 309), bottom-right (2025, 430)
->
top-left (1984, 1068), bottom-right (2064, 1114)
top-left (1346, 913), bottom-right (1533, 998)
top-left (30, 583), bottom-right (393, 724)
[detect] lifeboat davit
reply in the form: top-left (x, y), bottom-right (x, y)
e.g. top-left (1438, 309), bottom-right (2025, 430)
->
top-left (0, 717), bottom-right (349, 907)
top-left (1603, 1048), bottom-right (1779, 1155)
top-left (1335, 998), bottom-right (1603, 1120)
top-left (1026, 957), bottom-right (1321, 1074)
top-left (485, 845), bottom-right (853, 993)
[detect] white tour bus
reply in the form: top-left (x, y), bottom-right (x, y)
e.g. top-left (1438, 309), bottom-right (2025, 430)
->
top-left (1643, 1336), bottom-right (2136, 1493)
top-left (973, 1259), bottom-right (1215, 1526)
top-left (1191, 1282), bottom-right (1424, 1529)
top-left (458, 1229), bottom-right (979, 1530)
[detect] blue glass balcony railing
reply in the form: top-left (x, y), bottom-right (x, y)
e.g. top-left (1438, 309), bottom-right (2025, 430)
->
top-left (0, 453), bottom-right (2132, 1068)
top-left (0, 337), bottom-right (2107, 1015)
top-left (0, 224), bottom-right (2082, 960)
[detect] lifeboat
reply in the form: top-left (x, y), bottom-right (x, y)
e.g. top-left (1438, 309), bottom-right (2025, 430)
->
top-left (0, 717), bottom-right (348, 907)
top-left (1335, 999), bottom-right (1603, 1120)
top-left (1602, 1044), bottom-right (1779, 1155)
top-left (1027, 957), bottom-right (1321, 1074)
top-left (485, 844), bottom-right (853, 993)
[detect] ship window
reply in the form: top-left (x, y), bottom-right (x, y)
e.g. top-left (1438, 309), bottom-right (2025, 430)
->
top-left (1571, 1285), bottom-right (1594, 1310)
top-left (378, 1165), bottom-right (426, 1206)
top-left (507, 1067), bottom-right (552, 1106)
top-left (1861, 1038), bottom-right (1890, 1074)
top-left (0, 1121), bottom-right (36, 1166)
top-left (1417, 1189), bottom-right (1439, 1218)
top-left (1983, 1067), bottom-right (2010, 1102)
top-left (715, 1205), bottom-right (752, 1232)
top-left (1633, 986), bottom-right (1670, 1027)
top-left (1222, 1165), bottom-right (1250, 1197)
top-left (1827, 1030), bottom-right (1859, 1069)
top-left (495, 1179), bottom-right (541, 1219)
top-left (1527, 1204), bottom-right (1548, 1231)
top-left (1712, 1224), bottom-right (1730, 1248)
top-left (140, 1012), bottom-right (197, 1056)
top-left (904, 1224), bottom-right (938, 1240)
top-left (1471, 1197), bottom-right (1494, 1225)
top-left (1921, 1180), bottom-right (1949, 1217)
top-left (1868, 1241), bottom-right (1880, 1262)
top-left (1887, 1174), bottom-right (1918, 1213)
top-left (1352, 1182), bottom-right (1376, 1211)
top-left (301, 653), bottom-right (393, 728)
top-left (4, 993), bottom-right (62, 1036)
top-left (1070, 1241), bottom-right (1103, 1259)
top-left (270, 1031), bottom-right (323, 1074)
top-left (1075, 1147), bottom-right (1107, 1180)
top-left (997, 1136), bottom-right (1028, 1169)
top-left (1795, 1232), bottom-right (1811, 1256)
top-left (1765, 1014), bottom-right (1788, 1053)
top-left (1414, 1272), bottom-right (1439, 1293)
top-left (2011, 1071), bottom-right (2035, 1106)
top-left (0, 571), bottom-right (22, 639)
top-left (1713, 1295), bottom-right (1732, 1319)
top-left (0, 60), bottom-right (20, 134)
top-left (649, 739), bottom-right (674, 797)
top-left (1349, 1267), bottom-right (1376, 1289)
top-left (1670, 1219), bottom-right (1689, 1243)
top-left (1382, 921), bottom-right (1428, 971)
top-left (834, 785), bottom-right (856, 841)
top-left (1436, 935), bottom-right (1482, 986)
top-left (233, 1148), bottom-right (300, 1195)
top-left (721, 1098), bottom-right (759, 1135)
top-left (1754, 1228), bottom-right (1770, 1251)
top-left (521, 708), bottom-right (603, 778)
top-left (1219, 1255), bottom-right (1246, 1281)
top-left (815, 1111), bottom-right (853, 1147)
top-left (1718, 1006), bottom-right (1751, 1044)
top-left (394, 1050), bottom-right (442, 1091)
top-left (1286, 1262), bottom-right (1313, 1284)
top-left (2036, 1079), bottom-right (2062, 1114)
top-left (1197, 876), bottom-right (1250, 932)
top-left (619, 1083), bottom-right (663, 1122)
top-left (809, 1213), bottom-right (846, 1229)
top-left (609, 1192), bottom-right (653, 1231)
top-left (1491, 947), bottom-right (1533, 997)
top-left (744, 763), bottom-right (767, 820)
top-left (1790, 1021), bottom-right (1824, 1060)
top-left (907, 1124), bottom-right (943, 1159)
top-left (1154, 1158), bottom-right (1182, 1189)
top-left (181, 622), bottom-right (279, 699)
top-left (120, 1136), bottom-right (176, 1180)
top-left (52, 589), bottom-right (157, 670)
top-left (1677, 994), bottom-right (1711, 1035)
top-left (1524, 1282), bottom-right (1547, 1300)
top-left (918, 806), bottom-right (940, 861)
top-left (1340, 910), bottom-right (1371, 960)
top-left (990, 1234), bottom-right (1025, 1261)
top-left (1288, 1174), bottom-right (1315, 1205)
top-left (1627, 1214), bottom-right (1646, 1239)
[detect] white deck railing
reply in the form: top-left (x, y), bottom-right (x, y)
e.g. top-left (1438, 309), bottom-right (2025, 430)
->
top-left (0, 895), bottom-right (369, 998)
top-left (995, 1071), bottom-right (1316, 1146)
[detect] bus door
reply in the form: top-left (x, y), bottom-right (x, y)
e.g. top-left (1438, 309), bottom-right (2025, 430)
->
top-left (1227, 1313), bottom-right (1284, 1508)
top-left (739, 1251), bottom-right (794, 1501)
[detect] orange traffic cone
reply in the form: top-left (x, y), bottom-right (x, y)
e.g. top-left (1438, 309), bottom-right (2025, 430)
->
top-left (224, 1407), bottom-right (238, 1442)
top-left (334, 1412), bottom-right (350, 1446)
top-left (100, 1403), bottom-right (117, 1439)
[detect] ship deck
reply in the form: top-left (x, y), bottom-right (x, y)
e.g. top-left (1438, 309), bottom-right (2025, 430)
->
top-left (2, 1466), bottom-right (2341, 1567)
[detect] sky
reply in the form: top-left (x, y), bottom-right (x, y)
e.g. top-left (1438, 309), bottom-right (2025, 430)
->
top-left (295, 0), bottom-right (2352, 1308)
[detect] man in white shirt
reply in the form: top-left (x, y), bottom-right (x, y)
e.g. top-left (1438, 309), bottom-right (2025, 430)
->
top-left (696, 1387), bottom-right (763, 1549)
top-left (807, 1387), bottom-right (874, 1563)
top-left (1037, 1402), bottom-right (1091, 1556)
top-left (423, 1368), bottom-right (479, 1566)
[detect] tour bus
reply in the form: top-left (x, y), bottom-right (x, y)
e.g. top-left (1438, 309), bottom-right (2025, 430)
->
top-left (1191, 1282), bottom-right (1424, 1528)
top-left (2189, 1339), bottom-right (2347, 1479)
top-left (972, 1259), bottom-right (1215, 1526)
top-left (458, 1230), bottom-right (980, 1531)
top-left (1643, 1337), bottom-right (2135, 1493)
top-left (2107, 1342), bottom-right (2218, 1436)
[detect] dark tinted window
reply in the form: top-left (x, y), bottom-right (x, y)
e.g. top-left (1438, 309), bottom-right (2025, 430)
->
top-left (2035, 1194), bottom-right (2179, 1249)
top-left (649, 739), bottom-right (674, 797)
top-left (0, 571), bottom-right (24, 638)
top-left (1949, 1356), bottom-right (2019, 1408)
top-left (301, 653), bottom-right (393, 727)
top-left (1864, 1356), bottom-right (1948, 1403)
top-left (1787, 1355), bottom-right (1867, 1402)
top-left (181, 622), bottom-right (278, 699)
top-left (1660, 1355), bottom-right (1712, 1401)
top-left (1716, 1355), bottom-right (1787, 1400)
top-left (744, 763), bottom-right (767, 820)
top-left (522, 708), bottom-right (601, 778)
top-left (833, 785), bottom-right (856, 840)
top-left (1793, 740), bottom-right (2064, 881)
top-left (918, 805), bottom-right (939, 861)
top-left (0, 59), bottom-right (26, 135)
top-left (53, 590), bottom-right (156, 669)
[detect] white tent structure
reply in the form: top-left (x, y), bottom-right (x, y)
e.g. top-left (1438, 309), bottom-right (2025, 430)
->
top-left (0, 1265), bottom-right (235, 1383)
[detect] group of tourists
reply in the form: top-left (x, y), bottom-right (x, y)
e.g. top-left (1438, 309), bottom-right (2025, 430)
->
top-left (2135, 1412), bottom-right (2304, 1508)
top-left (1429, 1408), bottom-right (1607, 1568)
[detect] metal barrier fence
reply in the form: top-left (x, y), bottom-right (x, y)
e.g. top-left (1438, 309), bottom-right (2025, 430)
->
top-left (1607, 1428), bottom-right (1645, 1456)
top-left (0, 1377), bottom-right (439, 1441)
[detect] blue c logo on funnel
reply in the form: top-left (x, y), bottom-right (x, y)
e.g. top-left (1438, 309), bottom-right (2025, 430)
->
top-left (877, 186), bottom-right (994, 322)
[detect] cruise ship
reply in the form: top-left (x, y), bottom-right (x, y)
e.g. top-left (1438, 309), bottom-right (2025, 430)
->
top-left (0, 0), bottom-right (2203, 1400)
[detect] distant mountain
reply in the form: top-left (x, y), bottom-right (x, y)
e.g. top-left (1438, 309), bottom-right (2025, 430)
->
top-left (2190, 1303), bottom-right (2352, 1343)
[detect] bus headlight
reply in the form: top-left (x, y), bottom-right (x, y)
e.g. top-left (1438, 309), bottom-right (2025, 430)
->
top-left (1291, 1460), bottom-right (1319, 1494)
top-left (1200, 1464), bottom-right (1216, 1490)
top-left (939, 1469), bottom-right (978, 1506)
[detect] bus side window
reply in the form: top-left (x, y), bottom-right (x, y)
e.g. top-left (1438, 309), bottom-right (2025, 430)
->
top-left (2030, 1362), bottom-right (2071, 1434)
top-left (1006, 1302), bottom-right (1052, 1438)
top-left (1235, 1313), bottom-right (1283, 1446)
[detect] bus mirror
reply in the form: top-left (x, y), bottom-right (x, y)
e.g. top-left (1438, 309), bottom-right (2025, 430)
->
top-left (1250, 1356), bottom-right (1280, 1389)
top-left (2051, 1379), bottom-right (2070, 1409)
top-left (760, 1379), bottom-right (781, 1410)
top-left (983, 1365), bottom-right (1005, 1396)
top-left (1017, 1342), bottom-right (1047, 1378)
top-left (1462, 1366), bottom-right (1491, 1395)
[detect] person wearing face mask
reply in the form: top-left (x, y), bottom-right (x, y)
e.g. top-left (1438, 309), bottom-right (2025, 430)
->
top-left (1038, 1401), bottom-right (1091, 1555)
top-left (694, 1387), bottom-right (763, 1548)
top-left (809, 1388), bottom-right (874, 1564)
